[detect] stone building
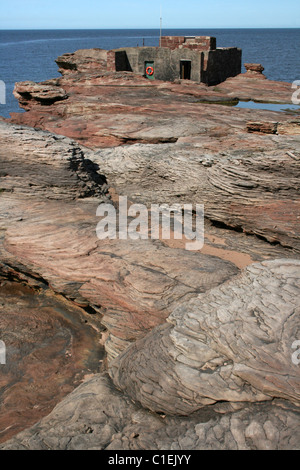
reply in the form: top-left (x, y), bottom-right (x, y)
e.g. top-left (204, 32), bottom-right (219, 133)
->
top-left (106, 36), bottom-right (242, 86)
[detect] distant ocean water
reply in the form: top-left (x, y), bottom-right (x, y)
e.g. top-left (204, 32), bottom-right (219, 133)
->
top-left (0, 28), bottom-right (299, 118)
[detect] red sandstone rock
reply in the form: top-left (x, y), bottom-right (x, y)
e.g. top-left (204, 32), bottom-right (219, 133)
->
top-left (13, 81), bottom-right (68, 109)
top-left (246, 121), bottom-right (278, 134)
top-left (1, 48), bottom-right (300, 449)
top-left (0, 122), bottom-right (239, 365)
top-left (213, 74), bottom-right (294, 101)
top-left (56, 48), bottom-right (108, 75)
top-left (0, 280), bottom-right (104, 444)
top-left (244, 63), bottom-right (265, 74)
top-left (5, 53), bottom-right (300, 252)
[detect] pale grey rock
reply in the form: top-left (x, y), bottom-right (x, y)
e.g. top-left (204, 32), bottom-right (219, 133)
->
top-left (0, 121), bottom-right (108, 200)
top-left (1, 374), bottom-right (299, 450)
top-left (110, 259), bottom-right (300, 415)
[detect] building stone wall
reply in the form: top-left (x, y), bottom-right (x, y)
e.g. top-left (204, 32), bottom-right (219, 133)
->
top-left (118, 47), bottom-right (203, 82)
top-left (107, 36), bottom-right (241, 86)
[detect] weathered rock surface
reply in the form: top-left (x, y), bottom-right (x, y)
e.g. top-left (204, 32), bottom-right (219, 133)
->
top-left (0, 122), bottom-right (239, 365)
top-left (1, 374), bottom-right (299, 450)
top-left (244, 63), bottom-right (266, 78)
top-left (1, 49), bottom-right (300, 449)
top-left (93, 139), bottom-right (300, 252)
top-left (55, 48), bottom-right (108, 75)
top-left (8, 51), bottom-right (299, 149)
top-left (0, 121), bottom-right (108, 200)
top-left (6, 52), bottom-right (300, 254)
top-left (214, 74), bottom-right (295, 103)
top-left (0, 280), bottom-right (104, 444)
top-left (1, 195), bottom-right (238, 362)
top-left (110, 259), bottom-right (300, 415)
top-left (246, 121), bottom-right (279, 134)
top-left (13, 81), bottom-right (68, 110)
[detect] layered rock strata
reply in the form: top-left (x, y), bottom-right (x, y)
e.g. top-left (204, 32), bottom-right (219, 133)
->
top-left (110, 260), bottom-right (300, 414)
top-left (0, 122), bottom-right (239, 365)
top-left (0, 280), bottom-right (104, 443)
top-left (92, 140), bottom-right (300, 252)
top-left (0, 48), bottom-right (299, 449)
top-left (1, 374), bottom-right (299, 450)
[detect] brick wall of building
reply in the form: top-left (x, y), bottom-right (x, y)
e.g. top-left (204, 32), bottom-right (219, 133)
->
top-left (161, 36), bottom-right (216, 51)
top-left (160, 36), bottom-right (185, 49)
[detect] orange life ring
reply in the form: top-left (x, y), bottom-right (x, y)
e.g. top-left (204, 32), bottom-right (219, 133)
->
top-left (146, 66), bottom-right (154, 76)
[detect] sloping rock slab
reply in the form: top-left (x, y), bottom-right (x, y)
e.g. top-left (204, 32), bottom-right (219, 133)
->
top-left (94, 141), bottom-right (300, 252)
top-left (0, 122), bottom-right (239, 362)
top-left (0, 122), bottom-right (108, 200)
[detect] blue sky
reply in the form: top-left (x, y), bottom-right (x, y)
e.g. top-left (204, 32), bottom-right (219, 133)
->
top-left (1, 0), bottom-right (299, 29)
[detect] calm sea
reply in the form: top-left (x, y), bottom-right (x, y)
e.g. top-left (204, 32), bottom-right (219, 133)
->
top-left (0, 28), bottom-right (299, 118)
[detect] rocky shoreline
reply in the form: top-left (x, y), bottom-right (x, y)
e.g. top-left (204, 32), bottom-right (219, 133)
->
top-left (0, 49), bottom-right (299, 450)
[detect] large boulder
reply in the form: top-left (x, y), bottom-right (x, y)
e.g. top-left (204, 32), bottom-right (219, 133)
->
top-left (110, 259), bottom-right (300, 415)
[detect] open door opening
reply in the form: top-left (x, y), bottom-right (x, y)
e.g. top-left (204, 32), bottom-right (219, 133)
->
top-left (180, 60), bottom-right (191, 80)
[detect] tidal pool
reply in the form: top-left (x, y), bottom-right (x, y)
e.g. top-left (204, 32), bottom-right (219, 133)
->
top-left (0, 280), bottom-right (104, 443)
top-left (235, 100), bottom-right (300, 112)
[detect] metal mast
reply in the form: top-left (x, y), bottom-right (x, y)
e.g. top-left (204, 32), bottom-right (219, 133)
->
top-left (159, 6), bottom-right (162, 47)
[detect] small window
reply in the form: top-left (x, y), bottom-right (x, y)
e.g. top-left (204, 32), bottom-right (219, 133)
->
top-left (180, 60), bottom-right (191, 80)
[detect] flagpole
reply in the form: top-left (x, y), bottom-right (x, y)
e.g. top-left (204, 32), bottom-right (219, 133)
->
top-left (160, 6), bottom-right (162, 47)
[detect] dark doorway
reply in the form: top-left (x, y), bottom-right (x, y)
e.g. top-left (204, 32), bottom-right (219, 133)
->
top-left (180, 60), bottom-right (191, 80)
top-left (115, 51), bottom-right (132, 72)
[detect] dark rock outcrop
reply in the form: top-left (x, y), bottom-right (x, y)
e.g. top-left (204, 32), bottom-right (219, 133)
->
top-left (0, 280), bottom-right (104, 444)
